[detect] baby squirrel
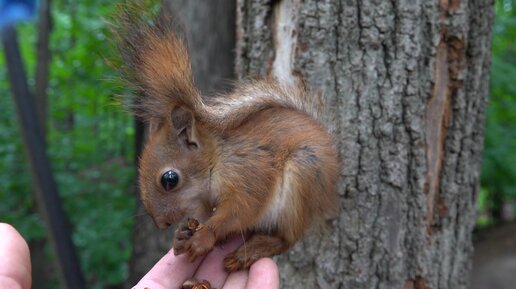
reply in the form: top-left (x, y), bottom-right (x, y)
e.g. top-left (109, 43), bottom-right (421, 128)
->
top-left (115, 4), bottom-right (339, 272)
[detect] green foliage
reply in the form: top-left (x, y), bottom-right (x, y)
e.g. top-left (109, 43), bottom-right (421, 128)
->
top-left (479, 0), bottom-right (516, 222)
top-left (0, 0), bottom-right (136, 288)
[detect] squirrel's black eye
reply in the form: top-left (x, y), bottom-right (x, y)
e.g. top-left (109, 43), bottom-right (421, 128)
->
top-left (161, 170), bottom-right (179, 191)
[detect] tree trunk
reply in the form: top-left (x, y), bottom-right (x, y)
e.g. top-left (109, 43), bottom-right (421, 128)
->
top-left (236, 1), bottom-right (493, 289)
top-left (127, 0), bottom-right (236, 285)
top-left (32, 2), bottom-right (55, 286)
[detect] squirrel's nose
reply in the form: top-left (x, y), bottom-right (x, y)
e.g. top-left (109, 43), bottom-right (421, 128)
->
top-left (154, 216), bottom-right (172, 229)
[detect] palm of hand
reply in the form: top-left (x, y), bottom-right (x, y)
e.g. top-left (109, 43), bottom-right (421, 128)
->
top-left (133, 236), bottom-right (279, 289)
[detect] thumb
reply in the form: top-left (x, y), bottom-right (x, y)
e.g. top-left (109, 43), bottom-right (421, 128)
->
top-left (0, 223), bottom-right (32, 289)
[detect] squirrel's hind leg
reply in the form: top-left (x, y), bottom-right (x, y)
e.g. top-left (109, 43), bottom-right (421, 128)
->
top-left (223, 233), bottom-right (288, 272)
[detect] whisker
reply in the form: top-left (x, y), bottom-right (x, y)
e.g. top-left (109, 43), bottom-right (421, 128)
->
top-left (238, 220), bottom-right (247, 265)
top-left (133, 212), bottom-right (149, 218)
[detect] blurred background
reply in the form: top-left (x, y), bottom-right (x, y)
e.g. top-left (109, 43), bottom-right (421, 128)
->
top-left (0, 0), bottom-right (514, 288)
top-left (1, 0), bottom-right (136, 288)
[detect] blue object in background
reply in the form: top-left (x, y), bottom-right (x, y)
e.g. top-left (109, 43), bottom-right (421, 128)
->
top-left (0, 0), bottom-right (36, 28)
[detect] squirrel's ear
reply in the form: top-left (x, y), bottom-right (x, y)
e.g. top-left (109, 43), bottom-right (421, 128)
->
top-left (148, 117), bottom-right (162, 135)
top-left (170, 107), bottom-right (199, 151)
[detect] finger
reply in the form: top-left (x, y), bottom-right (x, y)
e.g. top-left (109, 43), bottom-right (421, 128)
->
top-left (0, 223), bottom-right (31, 289)
top-left (193, 236), bottom-right (245, 288)
top-left (222, 270), bottom-right (248, 289)
top-left (133, 248), bottom-right (203, 289)
top-left (246, 258), bottom-right (279, 289)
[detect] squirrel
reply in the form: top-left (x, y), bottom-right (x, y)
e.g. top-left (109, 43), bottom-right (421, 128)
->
top-left (114, 3), bottom-right (340, 273)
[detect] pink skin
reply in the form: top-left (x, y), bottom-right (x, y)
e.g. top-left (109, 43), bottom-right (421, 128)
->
top-left (133, 236), bottom-right (280, 289)
top-left (0, 223), bottom-right (32, 289)
top-left (0, 223), bottom-right (279, 289)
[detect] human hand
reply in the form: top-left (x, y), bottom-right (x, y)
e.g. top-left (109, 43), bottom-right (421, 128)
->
top-left (0, 223), bottom-right (32, 289)
top-left (133, 236), bottom-right (279, 289)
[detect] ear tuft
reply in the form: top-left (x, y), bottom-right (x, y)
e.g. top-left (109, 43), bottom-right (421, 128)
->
top-left (112, 1), bottom-right (200, 122)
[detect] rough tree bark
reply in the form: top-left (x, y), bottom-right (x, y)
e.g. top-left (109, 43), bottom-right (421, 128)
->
top-left (127, 0), bottom-right (236, 285)
top-left (236, 1), bottom-right (493, 289)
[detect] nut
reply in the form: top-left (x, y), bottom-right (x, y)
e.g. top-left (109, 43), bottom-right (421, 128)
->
top-left (182, 278), bottom-right (212, 289)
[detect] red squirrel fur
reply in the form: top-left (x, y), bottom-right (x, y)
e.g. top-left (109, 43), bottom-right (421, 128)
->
top-left (115, 3), bottom-right (339, 272)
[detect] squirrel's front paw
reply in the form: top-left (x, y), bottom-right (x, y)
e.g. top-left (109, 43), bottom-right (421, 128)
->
top-left (173, 218), bottom-right (198, 255)
top-left (173, 218), bottom-right (216, 261)
top-left (183, 224), bottom-right (216, 261)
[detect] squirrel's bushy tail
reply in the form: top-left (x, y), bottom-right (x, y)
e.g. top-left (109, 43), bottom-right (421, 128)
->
top-left (203, 80), bottom-right (323, 130)
top-left (114, 2), bottom-right (323, 130)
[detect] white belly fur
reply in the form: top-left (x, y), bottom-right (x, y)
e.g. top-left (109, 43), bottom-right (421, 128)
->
top-left (255, 163), bottom-right (297, 232)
